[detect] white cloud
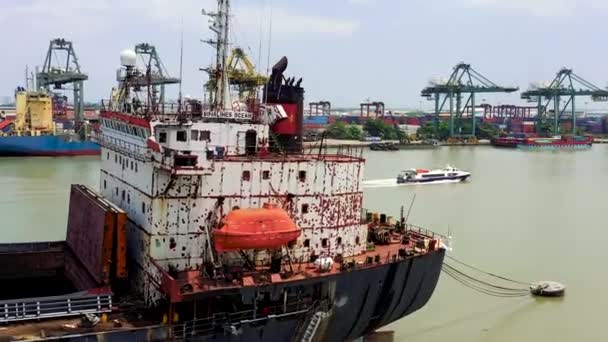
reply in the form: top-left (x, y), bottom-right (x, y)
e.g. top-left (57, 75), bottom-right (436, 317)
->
top-left (0, 1), bottom-right (358, 36)
top-left (348, 0), bottom-right (376, 5)
top-left (464, 0), bottom-right (607, 17)
top-left (235, 7), bottom-right (359, 37)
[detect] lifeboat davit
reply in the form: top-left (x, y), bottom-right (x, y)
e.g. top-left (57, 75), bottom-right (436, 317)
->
top-left (213, 203), bottom-right (301, 252)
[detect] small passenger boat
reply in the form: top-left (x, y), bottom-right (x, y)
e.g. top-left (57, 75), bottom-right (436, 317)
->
top-left (397, 165), bottom-right (471, 184)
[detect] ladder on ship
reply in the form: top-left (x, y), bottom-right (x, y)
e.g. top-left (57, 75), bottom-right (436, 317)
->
top-left (301, 311), bottom-right (328, 342)
top-left (0, 291), bottom-right (112, 323)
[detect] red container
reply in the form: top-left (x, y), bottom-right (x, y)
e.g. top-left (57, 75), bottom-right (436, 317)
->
top-left (406, 117), bottom-right (421, 125)
top-left (523, 125), bottom-right (535, 133)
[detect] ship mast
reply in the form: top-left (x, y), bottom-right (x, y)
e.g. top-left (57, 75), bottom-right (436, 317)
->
top-left (203, 0), bottom-right (231, 110)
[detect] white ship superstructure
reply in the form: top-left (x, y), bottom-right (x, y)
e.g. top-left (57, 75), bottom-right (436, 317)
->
top-left (98, 1), bottom-right (367, 306)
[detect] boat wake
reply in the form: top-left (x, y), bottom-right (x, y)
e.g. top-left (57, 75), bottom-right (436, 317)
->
top-left (363, 178), bottom-right (462, 188)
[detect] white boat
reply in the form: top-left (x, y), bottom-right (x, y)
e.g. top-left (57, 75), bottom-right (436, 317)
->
top-left (397, 165), bottom-right (471, 184)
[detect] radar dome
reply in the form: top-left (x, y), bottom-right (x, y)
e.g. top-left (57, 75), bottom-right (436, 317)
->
top-left (120, 49), bottom-right (137, 67)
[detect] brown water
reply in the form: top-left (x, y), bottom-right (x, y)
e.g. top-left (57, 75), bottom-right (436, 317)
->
top-left (1, 146), bottom-right (607, 341)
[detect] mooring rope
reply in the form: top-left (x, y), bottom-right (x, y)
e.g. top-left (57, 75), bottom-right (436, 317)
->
top-left (446, 255), bottom-right (531, 286)
top-left (441, 258), bottom-right (531, 298)
top-left (442, 266), bottom-right (529, 298)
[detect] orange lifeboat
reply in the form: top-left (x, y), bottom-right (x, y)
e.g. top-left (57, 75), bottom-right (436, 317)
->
top-left (213, 203), bottom-right (301, 252)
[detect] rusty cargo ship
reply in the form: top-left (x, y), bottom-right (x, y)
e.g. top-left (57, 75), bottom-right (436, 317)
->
top-left (0, 1), bottom-right (446, 341)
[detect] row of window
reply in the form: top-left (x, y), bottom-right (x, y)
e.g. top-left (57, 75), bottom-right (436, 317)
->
top-left (157, 129), bottom-right (211, 144)
top-left (102, 179), bottom-right (146, 215)
top-left (241, 170), bottom-right (307, 182)
top-left (101, 118), bottom-right (149, 138)
top-left (303, 236), bottom-right (359, 248)
top-left (106, 152), bottom-right (139, 173)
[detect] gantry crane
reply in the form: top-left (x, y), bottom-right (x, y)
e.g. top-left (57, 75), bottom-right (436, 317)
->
top-left (421, 63), bottom-right (518, 140)
top-left (115, 43), bottom-right (180, 109)
top-left (360, 101), bottom-right (385, 118)
top-left (36, 38), bottom-right (88, 127)
top-left (203, 47), bottom-right (267, 104)
top-left (521, 68), bottom-right (608, 135)
top-left (309, 101), bottom-right (331, 116)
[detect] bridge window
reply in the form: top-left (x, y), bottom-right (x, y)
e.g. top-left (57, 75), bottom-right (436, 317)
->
top-left (142, 202), bottom-right (146, 214)
top-left (191, 130), bottom-right (210, 142)
top-left (135, 163), bottom-right (138, 173)
top-left (301, 204), bottom-right (309, 214)
top-left (158, 131), bottom-right (167, 143)
top-left (127, 193), bottom-right (130, 204)
top-left (304, 239), bottom-right (310, 248)
top-left (242, 170), bottom-right (251, 181)
top-left (262, 170), bottom-right (270, 180)
top-left (130, 161), bottom-right (134, 170)
top-left (106, 152), bottom-right (109, 160)
top-left (356, 236), bottom-right (360, 245)
top-left (337, 237), bottom-right (342, 245)
top-left (322, 238), bottom-right (328, 248)
top-left (298, 171), bottom-right (307, 182)
top-left (176, 130), bottom-right (187, 142)
top-left (103, 180), bottom-right (106, 189)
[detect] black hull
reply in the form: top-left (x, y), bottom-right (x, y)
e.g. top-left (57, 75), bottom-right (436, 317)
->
top-left (52, 249), bottom-right (445, 341)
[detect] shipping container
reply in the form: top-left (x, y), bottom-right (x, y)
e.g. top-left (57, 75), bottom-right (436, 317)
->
top-left (304, 116), bottom-right (329, 125)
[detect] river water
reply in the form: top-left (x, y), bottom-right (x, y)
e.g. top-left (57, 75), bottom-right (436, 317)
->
top-left (1, 146), bottom-right (607, 341)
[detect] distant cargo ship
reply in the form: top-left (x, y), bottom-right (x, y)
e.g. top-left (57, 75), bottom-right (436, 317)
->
top-left (0, 88), bottom-right (100, 156)
top-left (491, 133), bottom-right (533, 148)
top-left (517, 135), bottom-right (593, 150)
top-left (0, 135), bottom-right (100, 156)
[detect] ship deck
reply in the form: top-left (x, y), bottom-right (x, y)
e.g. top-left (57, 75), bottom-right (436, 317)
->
top-left (162, 227), bottom-right (445, 302)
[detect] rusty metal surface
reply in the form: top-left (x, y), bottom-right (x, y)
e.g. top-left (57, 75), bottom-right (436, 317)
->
top-left (66, 185), bottom-right (113, 285)
top-left (0, 242), bottom-right (65, 279)
top-left (66, 185), bottom-right (128, 288)
top-left (98, 110), bottom-right (375, 307)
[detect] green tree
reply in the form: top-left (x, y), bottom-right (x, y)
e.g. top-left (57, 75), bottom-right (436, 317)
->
top-left (363, 119), bottom-right (405, 141)
top-left (346, 125), bottom-right (362, 140)
top-left (417, 121), bottom-right (450, 140)
top-left (325, 121), bottom-right (363, 140)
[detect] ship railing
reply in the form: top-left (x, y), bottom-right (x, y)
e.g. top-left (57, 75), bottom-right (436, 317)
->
top-left (172, 301), bottom-right (310, 339)
top-left (0, 241), bottom-right (64, 254)
top-left (100, 99), bottom-right (202, 117)
top-left (97, 134), bottom-right (149, 162)
top-left (406, 224), bottom-right (447, 241)
top-left (0, 291), bottom-right (112, 323)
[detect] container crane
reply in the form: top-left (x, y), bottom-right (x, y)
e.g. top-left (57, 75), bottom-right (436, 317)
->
top-left (360, 101), bottom-right (385, 118)
top-left (36, 38), bottom-right (88, 135)
top-left (309, 101), bottom-right (331, 117)
top-left (421, 63), bottom-right (518, 142)
top-left (115, 43), bottom-right (180, 111)
top-left (521, 68), bottom-right (608, 135)
top-left (203, 47), bottom-right (267, 104)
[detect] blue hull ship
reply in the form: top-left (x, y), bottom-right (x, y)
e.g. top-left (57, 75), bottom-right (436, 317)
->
top-left (0, 135), bottom-right (100, 156)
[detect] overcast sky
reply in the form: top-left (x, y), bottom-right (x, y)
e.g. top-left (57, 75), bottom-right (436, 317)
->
top-left (2, 0), bottom-right (608, 109)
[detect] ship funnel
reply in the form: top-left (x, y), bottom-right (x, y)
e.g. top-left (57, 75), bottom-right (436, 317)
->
top-left (120, 49), bottom-right (137, 67)
top-left (272, 56), bottom-right (288, 74)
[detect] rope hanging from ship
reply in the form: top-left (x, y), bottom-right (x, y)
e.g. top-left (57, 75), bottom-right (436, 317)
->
top-left (441, 255), bottom-right (531, 298)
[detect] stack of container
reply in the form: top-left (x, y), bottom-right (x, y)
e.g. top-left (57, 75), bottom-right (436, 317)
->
top-left (510, 119), bottom-right (523, 133)
top-left (560, 121), bottom-right (573, 133)
top-left (587, 121), bottom-right (604, 134)
top-left (522, 121), bottom-right (535, 134)
top-left (406, 117), bottom-right (421, 126)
